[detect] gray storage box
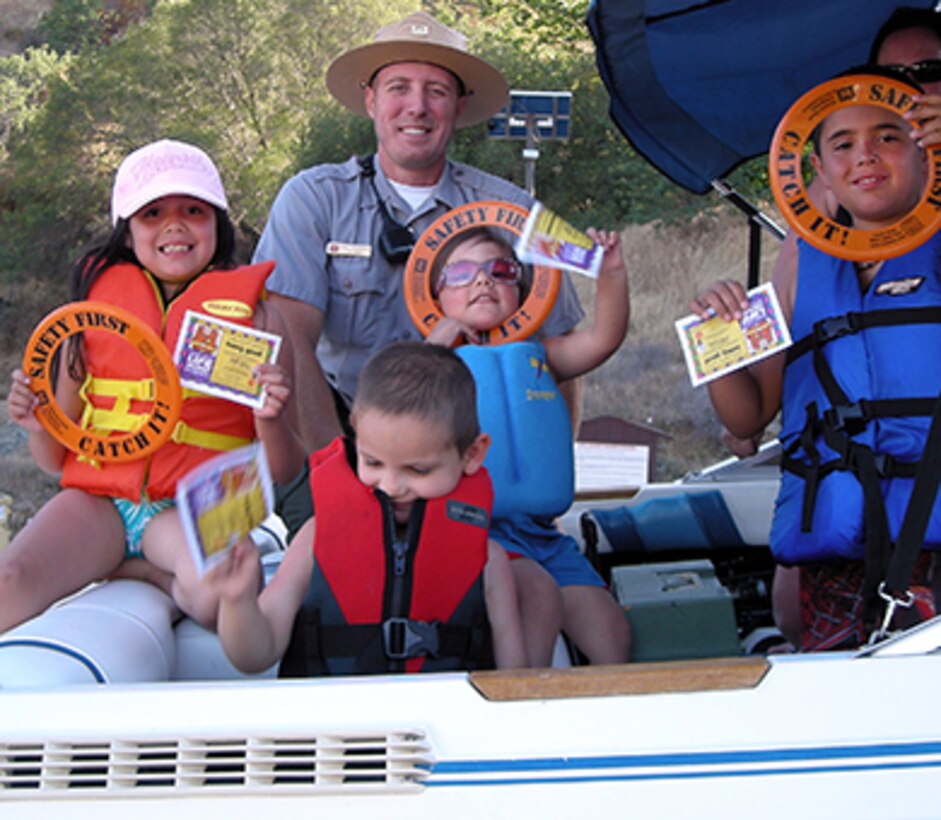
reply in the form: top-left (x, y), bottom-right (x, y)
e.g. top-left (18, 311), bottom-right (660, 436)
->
top-left (611, 559), bottom-right (741, 662)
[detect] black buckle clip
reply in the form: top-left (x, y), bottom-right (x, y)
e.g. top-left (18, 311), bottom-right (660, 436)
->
top-left (873, 452), bottom-right (891, 477)
top-left (824, 401), bottom-right (867, 434)
top-left (814, 314), bottom-right (857, 344)
top-left (382, 618), bottom-right (439, 660)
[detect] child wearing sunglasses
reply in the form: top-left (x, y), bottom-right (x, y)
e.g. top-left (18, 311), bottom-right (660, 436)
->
top-left (427, 226), bottom-right (632, 667)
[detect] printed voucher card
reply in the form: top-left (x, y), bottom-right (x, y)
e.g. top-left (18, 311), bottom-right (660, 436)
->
top-left (173, 310), bottom-right (281, 410)
top-left (516, 201), bottom-right (603, 279)
top-left (675, 283), bottom-right (792, 387)
top-left (176, 443), bottom-right (274, 577)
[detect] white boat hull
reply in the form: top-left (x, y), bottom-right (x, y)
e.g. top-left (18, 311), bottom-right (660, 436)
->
top-left (2, 637), bottom-right (941, 818)
top-left (3, 447), bottom-right (938, 817)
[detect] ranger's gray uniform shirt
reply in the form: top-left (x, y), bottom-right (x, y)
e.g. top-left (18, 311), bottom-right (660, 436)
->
top-left (253, 155), bottom-right (585, 405)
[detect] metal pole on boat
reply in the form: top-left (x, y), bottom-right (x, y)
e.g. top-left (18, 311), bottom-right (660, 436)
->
top-left (523, 118), bottom-right (538, 197)
top-left (487, 90), bottom-right (572, 201)
top-left (711, 179), bottom-right (786, 288)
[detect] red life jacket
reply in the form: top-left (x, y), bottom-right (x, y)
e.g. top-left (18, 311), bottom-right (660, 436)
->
top-left (59, 262), bottom-right (272, 501)
top-left (280, 438), bottom-right (494, 676)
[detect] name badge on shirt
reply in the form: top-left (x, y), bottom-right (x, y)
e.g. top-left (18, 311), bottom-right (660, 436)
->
top-left (326, 241), bottom-right (372, 259)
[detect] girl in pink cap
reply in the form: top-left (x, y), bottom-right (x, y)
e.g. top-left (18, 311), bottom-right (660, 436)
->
top-left (3, 139), bottom-right (302, 633)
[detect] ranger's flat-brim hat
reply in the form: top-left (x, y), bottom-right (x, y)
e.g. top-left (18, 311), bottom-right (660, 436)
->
top-left (325, 11), bottom-right (509, 128)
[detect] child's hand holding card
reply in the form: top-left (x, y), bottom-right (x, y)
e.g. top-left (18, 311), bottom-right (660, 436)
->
top-left (173, 310), bottom-right (281, 409)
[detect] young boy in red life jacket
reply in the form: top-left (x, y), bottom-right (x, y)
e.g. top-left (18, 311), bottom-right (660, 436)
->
top-left (207, 342), bottom-right (528, 676)
top-left (691, 91), bottom-right (941, 651)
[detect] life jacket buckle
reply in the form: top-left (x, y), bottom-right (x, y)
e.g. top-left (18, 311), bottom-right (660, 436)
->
top-left (824, 401), bottom-right (867, 434)
top-left (382, 617), bottom-right (439, 660)
top-left (873, 452), bottom-right (890, 477)
top-left (814, 313), bottom-right (857, 344)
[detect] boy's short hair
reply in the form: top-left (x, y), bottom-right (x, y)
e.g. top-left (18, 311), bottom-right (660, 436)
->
top-left (431, 226), bottom-right (532, 301)
top-left (869, 7), bottom-right (941, 63)
top-left (353, 341), bottom-right (480, 453)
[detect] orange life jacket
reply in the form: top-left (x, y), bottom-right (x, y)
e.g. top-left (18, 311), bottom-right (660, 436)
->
top-left (59, 261), bottom-right (273, 501)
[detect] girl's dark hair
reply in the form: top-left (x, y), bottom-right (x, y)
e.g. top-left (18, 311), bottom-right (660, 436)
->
top-left (69, 205), bottom-right (236, 302)
top-left (65, 204), bottom-right (236, 378)
top-left (869, 7), bottom-right (941, 63)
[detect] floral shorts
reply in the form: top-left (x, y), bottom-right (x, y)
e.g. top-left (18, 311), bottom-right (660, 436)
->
top-left (111, 497), bottom-right (175, 558)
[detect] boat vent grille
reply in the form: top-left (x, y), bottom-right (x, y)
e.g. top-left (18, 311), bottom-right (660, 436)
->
top-left (0, 732), bottom-right (432, 797)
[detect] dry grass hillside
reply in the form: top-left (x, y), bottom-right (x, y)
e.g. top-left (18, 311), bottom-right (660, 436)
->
top-left (577, 211), bottom-right (782, 478)
top-left (0, 210), bottom-right (784, 533)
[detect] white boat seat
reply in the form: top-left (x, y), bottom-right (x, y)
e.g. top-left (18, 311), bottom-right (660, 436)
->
top-left (0, 580), bottom-right (177, 688)
top-left (0, 518), bottom-right (287, 688)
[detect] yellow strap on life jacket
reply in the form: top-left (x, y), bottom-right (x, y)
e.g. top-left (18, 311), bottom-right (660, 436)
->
top-left (79, 374), bottom-right (154, 432)
top-left (169, 421), bottom-right (251, 452)
top-left (80, 375), bottom-right (250, 452)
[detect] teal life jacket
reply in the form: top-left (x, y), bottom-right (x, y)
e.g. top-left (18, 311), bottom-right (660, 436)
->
top-left (457, 341), bottom-right (574, 519)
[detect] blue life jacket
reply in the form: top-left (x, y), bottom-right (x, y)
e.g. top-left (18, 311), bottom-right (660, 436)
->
top-left (456, 341), bottom-right (574, 519)
top-left (773, 237), bottom-right (941, 572)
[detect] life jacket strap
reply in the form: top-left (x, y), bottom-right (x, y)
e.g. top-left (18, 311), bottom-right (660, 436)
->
top-left (317, 620), bottom-right (484, 662)
top-left (168, 421), bottom-right (252, 452)
top-left (787, 306), bottom-right (941, 364)
top-left (80, 375), bottom-right (250, 452)
top-left (79, 374), bottom-right (154, 432)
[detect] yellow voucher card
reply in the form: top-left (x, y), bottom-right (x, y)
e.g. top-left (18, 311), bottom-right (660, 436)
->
top-left (675, 283), bottom-right (792, 387)
top-left (173, 310), bottom-right (281, 409)
top-left (176, 443), bottom-right (273, 577)
top-left (515, 201), bottom-right (603, 278)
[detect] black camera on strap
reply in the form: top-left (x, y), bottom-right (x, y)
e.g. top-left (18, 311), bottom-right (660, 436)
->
top-left (358, 154), bottom-right (415, 265)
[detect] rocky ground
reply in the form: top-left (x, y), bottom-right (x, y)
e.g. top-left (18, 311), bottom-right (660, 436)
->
top-left (0, 400), bottom-right (58, 539)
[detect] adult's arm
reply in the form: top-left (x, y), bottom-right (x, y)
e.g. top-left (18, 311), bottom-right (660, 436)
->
top-left (252, 167), bottom-right (349, 452)
top-left (270, 293), bottom-right (343, 453)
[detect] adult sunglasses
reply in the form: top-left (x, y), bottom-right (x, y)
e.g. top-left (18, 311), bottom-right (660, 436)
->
top-left (883, 59), bottom-right (941, 86)
top-left (436, 258), bottom-right (522, 292)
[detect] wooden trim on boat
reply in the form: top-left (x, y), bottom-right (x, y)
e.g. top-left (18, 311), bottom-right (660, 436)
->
top-left (574, 487), bottom-right (641, 502)
top-left (469, 656), bottom-right (769, 701)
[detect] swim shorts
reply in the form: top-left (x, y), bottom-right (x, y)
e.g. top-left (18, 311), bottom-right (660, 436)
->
top-left (112, 497), bottom-right (175, 558)
top-left (490, 514), bottom-right (606, 589)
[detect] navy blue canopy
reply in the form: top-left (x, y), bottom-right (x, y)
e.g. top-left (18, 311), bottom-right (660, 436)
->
top-left (588, 0), bottom-right (938, 194)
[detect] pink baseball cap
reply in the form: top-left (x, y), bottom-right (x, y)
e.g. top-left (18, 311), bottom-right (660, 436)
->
top-left (110, 139), bottom-right (228, 225)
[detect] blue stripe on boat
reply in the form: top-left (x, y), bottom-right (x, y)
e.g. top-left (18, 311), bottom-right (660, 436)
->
top-left (0, 639), bottom-right (107, 683)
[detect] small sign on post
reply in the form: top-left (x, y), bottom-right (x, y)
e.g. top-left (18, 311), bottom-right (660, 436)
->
top-left (488, 90), bottom-right (572, 197)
